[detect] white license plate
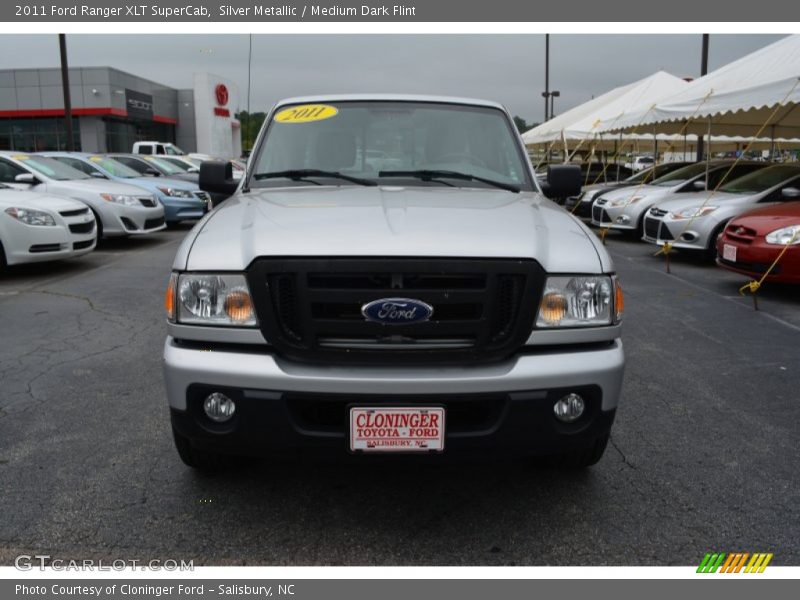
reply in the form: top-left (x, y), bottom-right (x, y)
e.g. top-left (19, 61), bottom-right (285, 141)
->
top-left (349, 406), bottom-right (445, 453)
top-left (723, 243), bottom-right (737, 262)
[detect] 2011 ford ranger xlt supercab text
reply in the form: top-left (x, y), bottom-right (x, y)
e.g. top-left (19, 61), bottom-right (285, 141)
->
top-left (163, 95), bottom-right (625, 470)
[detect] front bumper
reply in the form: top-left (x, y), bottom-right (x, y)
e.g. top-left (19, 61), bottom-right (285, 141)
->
top-left (716, 235), bottom-right (800, 283)
top-left (163, 337), bottom-right (625, 458)
top-left (98, 202), bottom-right (167, 236)
top-left (590, 203), bottom-right (639, 230)
top-left (160, 196), bottom-right (207, 223)
top-left (2, 216), bottom-right (96, 265)
top-left (642, 215), bottom-right (711, 251)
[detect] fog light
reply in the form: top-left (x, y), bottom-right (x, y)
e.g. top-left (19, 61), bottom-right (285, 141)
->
top-left (681, 232), bottom-right (697, 242)
top-left (203, 392), bottom-right (236, 422)
top-left (553, 393), bottom-right (585, 423)
top-left (615, 215), bottom-right (631, 224)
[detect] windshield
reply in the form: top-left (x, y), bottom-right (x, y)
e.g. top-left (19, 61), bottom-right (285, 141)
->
top-left (87, 156), bottom-right (141, 179)
top-left (143, 156), bottom-right (186, 175)
top-left (624, 163), bottom-right (685, 184)
top-left (719, 165), bottom-right (800, 194)
top-left (252, 101), bottom-right (532, 190)
top-left (161, 157), bottom-right (194, 172)
top-left (651, 162), bottom-right (719, 187)
top-left (165, 145), bottom-right (184, 156)
top-left (18, 156), bottom-right (90, 180)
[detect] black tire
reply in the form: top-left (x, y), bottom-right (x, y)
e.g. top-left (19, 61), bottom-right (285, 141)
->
top-left (90, 209), bottom-right (103, 241)
top-left (171, 427), bottom-right (228, 472)
top-left (705, 222), bottom-right (728, 261)
top-left (534, 433), bottom-right (610, 469)
top-left (0, 240), bottom-right (7, 273)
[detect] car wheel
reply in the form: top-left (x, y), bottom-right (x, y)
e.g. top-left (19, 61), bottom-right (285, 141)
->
top-left (171, 427), bottom-right (229, 472)
top-left (90, 209), bottom-right (103, 241)
top-left (705, 222), bottom-right (728, 261)
top-left (533, 433), bottom-right (610, 469)
top-left (0, 240), bottom-right (7, 273)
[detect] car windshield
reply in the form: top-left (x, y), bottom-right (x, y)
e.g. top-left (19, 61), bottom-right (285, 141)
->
top-left (18, 156), bottom-right (90, 180)
top-left (165, 145), bottom-right (184, 156)
top-left (143, 156), bottom-right (185, 175)
top-left (719, 165), bottom-right (800, 194)
top-left (87, 156), bottom-right (141, 178)
top-left (252, 101), bottom-right (532, 190)
top-left (651, 162), bottom-right (720, 187)
top-left (161, 157), bottom-right (193, 172)
top-left (624, 163), bottom-right (686, 184)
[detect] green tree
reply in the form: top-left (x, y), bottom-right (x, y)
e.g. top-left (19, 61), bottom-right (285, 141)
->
top-left (513, 116), bottom-right (537, 134)
top-left (236, 110), bottom-right (267, 152)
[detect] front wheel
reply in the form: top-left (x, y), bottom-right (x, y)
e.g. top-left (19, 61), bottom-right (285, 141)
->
top-left (533, 433), bottom-right (610, 469)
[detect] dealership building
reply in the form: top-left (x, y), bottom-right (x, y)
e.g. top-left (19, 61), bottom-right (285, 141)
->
top-left (0, 67), bottom-right (242, 157)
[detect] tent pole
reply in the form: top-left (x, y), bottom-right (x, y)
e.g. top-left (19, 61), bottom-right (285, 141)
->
top-left (770, 124), bottom-right (776, 161)
top-left (617, 132), bottom-right (622, 180)
top-left (705, 117), bottom-right (712, 189)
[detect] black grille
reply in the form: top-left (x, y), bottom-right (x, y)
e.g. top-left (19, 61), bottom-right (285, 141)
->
top-left (246, 258), bottom-right (545, 365)
top-left (592, 206), bottom-right (611, 224)
top-left (29, 243), bottom-right (62, 253)
top-left (69, 221), bottom-right (94, 234)
top-left (144, 216), bottom-right (165, 230)
top-left (138, 197), bottom-right (157, 207)
top-left (73, 240), bottom-right (94, 250)
top-left (644, 217), bottom-right (660, 239)
top-left (59, 208), bottom-right (89, 217)
top-left (659, 224), bottom-right (675, 241)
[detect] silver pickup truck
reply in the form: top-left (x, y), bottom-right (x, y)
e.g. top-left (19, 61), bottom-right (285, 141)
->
top-left (163, 95), bottom-right (625, 470)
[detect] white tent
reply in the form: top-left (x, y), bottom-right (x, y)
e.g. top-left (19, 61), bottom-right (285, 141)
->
top-left (598, 35), bottom-right (800, 139)
top-left (522, 71), bottom-right (690, 147)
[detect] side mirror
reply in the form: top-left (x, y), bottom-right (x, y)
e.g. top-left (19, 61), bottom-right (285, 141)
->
top-left (781, 187), bottom-right (800, 199)
top-left (187, 167), bottom-right (200, 174)
top-left (14, 173), bottom-right (37, 184)
top-left (692, 180), bottom-right (707, 191)
top-left (90, 172), bottom-right (106, 179)
top-left (543, 164), bottom-right (581, 200)
top-left (200, 160), bottom-right (238, 196)
top-left (144, 168), bottom-right (161, 177)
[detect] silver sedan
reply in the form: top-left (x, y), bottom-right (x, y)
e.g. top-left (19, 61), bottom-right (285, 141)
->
top-left (591, 161), bottom-right (765, 235)
top-left (642, 164), bottom-right (800, 255)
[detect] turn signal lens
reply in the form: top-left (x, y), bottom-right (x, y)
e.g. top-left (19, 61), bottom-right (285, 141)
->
top-left (539, 292), bottom-right (568, 325)
top-left (165, 273), bottom-right (177, 322)
top-left (224, 288), bottom-right (255, 323)
top-left (614, 278), bottom-right (624, 323)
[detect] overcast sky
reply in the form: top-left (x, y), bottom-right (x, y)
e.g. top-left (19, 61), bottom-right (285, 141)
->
top-left (0, 34), bottom-right (784, 123)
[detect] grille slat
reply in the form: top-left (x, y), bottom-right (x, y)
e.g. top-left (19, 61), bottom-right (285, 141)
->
top-left (59, 208), bottom-right (89, 217)
top-left (247, 258), bottom-right (544, 365)
top-left (69, 221), bottom-right (94, 235)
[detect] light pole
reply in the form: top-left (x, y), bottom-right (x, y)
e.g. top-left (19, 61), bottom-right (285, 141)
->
top-left (543, 34), bottom-right (550, 121)
top-left (58, 34), bottom-right (74, 151)
top-left (550, 90), bottom-right (560, 120)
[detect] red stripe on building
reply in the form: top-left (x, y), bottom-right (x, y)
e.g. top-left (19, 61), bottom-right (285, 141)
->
top-left (0, 107), bottom-right (176, 124)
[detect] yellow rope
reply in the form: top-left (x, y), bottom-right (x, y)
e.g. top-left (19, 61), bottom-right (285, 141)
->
top-left (739, 228), bottom-right (799, 295)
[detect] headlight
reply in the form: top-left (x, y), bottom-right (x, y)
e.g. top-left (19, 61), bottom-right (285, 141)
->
top-left (170, 273), bottom-right (257, 327)
top-left (765, 224), bottom-right (800, 245)
top-left (4, 207), bottom-right (56, 226)
top-left (100, 193), bottom-right (141, 207)
top-left (157, 187), bottom-right (194, 199)
top-left (608, 196), bottom-right (642, 207)
top-left (672, 206), bottom-right (718, 220)
top-left (536, 275), bottom-right (618, 328)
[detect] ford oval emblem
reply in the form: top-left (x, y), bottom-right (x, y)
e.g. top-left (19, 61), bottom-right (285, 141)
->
top-left (361, 298), bottom-right (433, 325)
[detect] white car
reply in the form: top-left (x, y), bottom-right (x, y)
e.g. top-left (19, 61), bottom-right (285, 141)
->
top-left (0, 183), bottom-right (96, 270)
top-left (0, 152), bottom-right (166, 238)
top-left (624, 156), bottom-right (655, 172)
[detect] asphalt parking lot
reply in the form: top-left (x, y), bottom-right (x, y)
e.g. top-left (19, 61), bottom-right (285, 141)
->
top-left (0, 224), bottom-right (798, 566)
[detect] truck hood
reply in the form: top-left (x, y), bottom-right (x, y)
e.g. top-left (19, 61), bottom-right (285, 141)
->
top-left (0, 188), bottom-right (87, 212)
top-left (654, 191), bottom-right (751, 213)
top-left (182, 186), bottom-right (605, 273)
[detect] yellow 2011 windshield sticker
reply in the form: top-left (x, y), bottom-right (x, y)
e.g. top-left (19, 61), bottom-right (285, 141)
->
top-left (274, 104), bottom-right (338, 124)
top-left (12, 155), bottom-right (29, 160)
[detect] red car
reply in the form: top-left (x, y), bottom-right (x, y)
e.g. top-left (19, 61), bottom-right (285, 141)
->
top-left (717, 201), bottom-right (800, 283)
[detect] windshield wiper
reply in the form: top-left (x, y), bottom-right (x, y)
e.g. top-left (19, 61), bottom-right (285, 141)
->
top-left (378, 170), bottom-right (520, 193)
top-left (254, 169), bottom-right (376, 186)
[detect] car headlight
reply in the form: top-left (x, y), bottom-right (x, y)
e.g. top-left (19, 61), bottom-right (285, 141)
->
top-left (4, 207), bottom-right (56, 226)
top-left (166, 273), bottom-right (257, 327)
top-left (536, 275), bottom-right (620, 328)
top-left (157, 187), bottom-right (194, 199)
top-left (765, 224), bottom-right (800, 246)
top-left (672, 206), bottom-right (718, 220)
top-left (608, 196), bottom-right (642, 207)
top-left (100, 193), bottom-right (141, 207)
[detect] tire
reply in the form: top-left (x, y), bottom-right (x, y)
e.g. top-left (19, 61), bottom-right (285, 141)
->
top-left (705, 222), bottom-right (728, 261)
top-left (171, 427), bottom-right (228, 472)
top-left (90, 209), bottom-right (103, 242)
top-left (0, 240), bottom-right (7, 273)
top-left (533, 433), bottom-right (610, 469)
